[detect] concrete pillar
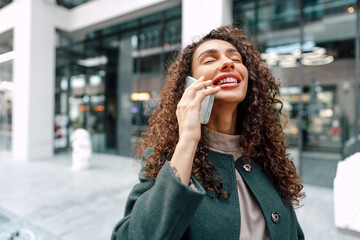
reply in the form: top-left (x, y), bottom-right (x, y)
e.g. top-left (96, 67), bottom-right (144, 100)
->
top-left (12, 0), bottom-right (55, 160)
top-left (182, 0), bottom-right (232, 47)
top-left (117, 38), bottom-right (133, 157)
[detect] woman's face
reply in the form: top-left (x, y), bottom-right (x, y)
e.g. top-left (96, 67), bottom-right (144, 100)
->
top-left (191, 39), bottom-right (248, 104)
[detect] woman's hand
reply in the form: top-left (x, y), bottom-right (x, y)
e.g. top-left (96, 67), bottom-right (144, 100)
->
top-left (171, 76), bottom-right (220, 185)
top-left (176, 76), bottom-right (220, 143)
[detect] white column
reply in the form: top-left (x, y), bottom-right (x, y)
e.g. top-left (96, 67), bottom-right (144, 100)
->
top-left (12, 0), bottom-right (55, 160)
top-left (182, 0), bottom-right (232, 47)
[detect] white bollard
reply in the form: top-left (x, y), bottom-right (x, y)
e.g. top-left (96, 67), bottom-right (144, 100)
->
top-left (334, 152), bottom-right (360, 232)
top-left (70, 128), bottom-right (92, 171)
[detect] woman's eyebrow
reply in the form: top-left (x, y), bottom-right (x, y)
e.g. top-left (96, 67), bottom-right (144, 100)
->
top-left (227, 48), bottom-right (240, 54)
top-left (197, 49), bottom-right (218, 59)
top-left (198, 48), bottom-right (240, 59)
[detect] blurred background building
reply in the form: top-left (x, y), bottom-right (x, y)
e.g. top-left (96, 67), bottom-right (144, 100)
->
top-left (0, 0), bottom-right (359, 185)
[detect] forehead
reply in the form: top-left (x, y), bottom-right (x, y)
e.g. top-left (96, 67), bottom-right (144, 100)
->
top-left (194, 39), bottom-right (238, 57)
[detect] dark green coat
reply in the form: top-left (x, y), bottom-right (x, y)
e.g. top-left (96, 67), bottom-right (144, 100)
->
top-left (112, 149), bottom-right (304, 240)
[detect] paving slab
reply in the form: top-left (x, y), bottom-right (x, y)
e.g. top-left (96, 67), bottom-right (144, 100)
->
top-left (0, 153), bottom-right (139, 240)
top-left (0, 207), bottom-right (59, 240)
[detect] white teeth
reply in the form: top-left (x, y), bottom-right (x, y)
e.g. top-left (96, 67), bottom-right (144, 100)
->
top-left (217, 77), bottom-right (238, 85)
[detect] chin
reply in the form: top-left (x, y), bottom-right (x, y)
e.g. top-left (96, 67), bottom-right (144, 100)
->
top-left (214, 93), bottom-right (246, 104)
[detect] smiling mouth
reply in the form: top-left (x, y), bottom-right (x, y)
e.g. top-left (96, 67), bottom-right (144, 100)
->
top-left (214, 77), bottom-right (240, 86)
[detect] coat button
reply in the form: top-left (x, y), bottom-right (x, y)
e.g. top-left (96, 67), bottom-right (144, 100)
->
top-left (243, 163), bottom-right (252, 172)
top-left (271, 212), bottom-right (280, 223)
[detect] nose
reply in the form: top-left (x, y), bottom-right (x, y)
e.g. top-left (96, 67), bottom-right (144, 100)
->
top-left (219, 57), bottom-right (235, 71)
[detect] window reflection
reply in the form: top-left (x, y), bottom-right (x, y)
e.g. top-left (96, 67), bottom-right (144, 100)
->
top-left (0, 0), bottom-right (12, 9)
top-left (0, 29), bottom-right (13, 151)
top-left (281, 85), bottom-right (345, 153)
top-left (0, 60), bottom-right (12, 151)
top-left (233, 0), bottom-right (358, 189)
top-left (55, 5), bottom-right (181, 155)
top-left (56, 0), bottom-right (94, 9)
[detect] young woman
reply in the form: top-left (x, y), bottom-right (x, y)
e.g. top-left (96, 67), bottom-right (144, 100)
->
top-left (112, 25), bottom-right (305, 240)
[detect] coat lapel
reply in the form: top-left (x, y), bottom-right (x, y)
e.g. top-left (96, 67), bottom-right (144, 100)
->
top-left (235, 158), bottom-right (293, 240)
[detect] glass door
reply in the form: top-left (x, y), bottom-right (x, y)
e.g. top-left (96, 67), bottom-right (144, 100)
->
top-left (0, 59), bottom-right (12, 151)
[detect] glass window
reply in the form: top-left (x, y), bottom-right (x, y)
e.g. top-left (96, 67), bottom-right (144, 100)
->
top-left (257, 0), bottom-right (301, 33)
top-left (303, 0), bottom-right (356, 22)
top-left (233, 0), bottom-right (358, 188)
top-left (55, 5), bottom-right (181, 156)
top-left (0, 60), bottom-right (12, 151)
top-left (56, 0), bottom-right (94, 9)
top-left (302, 1), bottom-right (356, 158)
top-left (0, 30), bottom-right (13, 55)
top-left (141, 24), bottom-right (161, 49)
top-left (0, 29), bottom-right (13, 151)
top-left (141, 12), bottom-right (162, 24)
top-left (55, 53), bottom-right (70, 151)
top-left (164, 5), bottom-right (182, 18)
top-left (0, 0), bottom-right (12, 9)
top-left (233, 1), bottom-right (256, 36)
top-left (164, 18), bottom-right (181, 44)
top-left (118, 19), bottom-right (138, 33)
top-left (252, 0), bottom-right (302, 170)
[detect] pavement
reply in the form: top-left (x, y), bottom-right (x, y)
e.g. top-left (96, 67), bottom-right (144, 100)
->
top-left (0, 152), bottom-right (359, 240)
top-left (301, 151), bottom-right (341, 188)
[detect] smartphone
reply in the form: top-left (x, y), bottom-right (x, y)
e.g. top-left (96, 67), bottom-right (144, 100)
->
top-left (185, 76), bottom-right (215, 124)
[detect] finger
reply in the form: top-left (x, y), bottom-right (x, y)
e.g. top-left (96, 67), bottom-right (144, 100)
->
top-left (178, 82), bottom-right (215, 110)
top-left (184, 79), bottom-right (213, 96)
top-left (198, 76), bottom-right (205, 82)
top-left (181, 76), bottom-right (212, 105)
top-left (194, 86), bottom-right (220, 103)
top-left (192, 76), bottom-right (209, 87)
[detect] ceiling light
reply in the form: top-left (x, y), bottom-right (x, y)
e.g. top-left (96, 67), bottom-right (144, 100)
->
top-left (348, 7), bottom-right (355, 14)
top-left (302, 55), bottom-right (334, 66)
top-left (131, 92), bottom-right (150, 101)
top-left (77, 56), bottom-right (108, 67)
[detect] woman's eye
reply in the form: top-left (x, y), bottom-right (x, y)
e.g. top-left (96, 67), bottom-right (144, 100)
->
top-left (232, 59), bottom-right (242, 62)
top-left (204, 60), bottom-right (215, 64)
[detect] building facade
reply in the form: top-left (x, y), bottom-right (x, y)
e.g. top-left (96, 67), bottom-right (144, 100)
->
top-left (0, 0), bottom-right (359, 163)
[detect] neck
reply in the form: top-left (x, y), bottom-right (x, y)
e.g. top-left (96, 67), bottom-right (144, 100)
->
top-left (205, 102), bottom-right (238, 135)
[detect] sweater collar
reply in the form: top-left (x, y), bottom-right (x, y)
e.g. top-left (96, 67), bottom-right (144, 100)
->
top-left (202, 126), bottom-right (242, 153)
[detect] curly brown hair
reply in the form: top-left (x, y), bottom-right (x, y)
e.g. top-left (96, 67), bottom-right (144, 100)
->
top-left (135, 25), bottom-right (304, 205)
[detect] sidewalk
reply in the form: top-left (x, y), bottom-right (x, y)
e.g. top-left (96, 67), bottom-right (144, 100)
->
top-left (0, 153), bottom-right (139, 240)
top-left (0, 153), bottom-right (359, 240)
